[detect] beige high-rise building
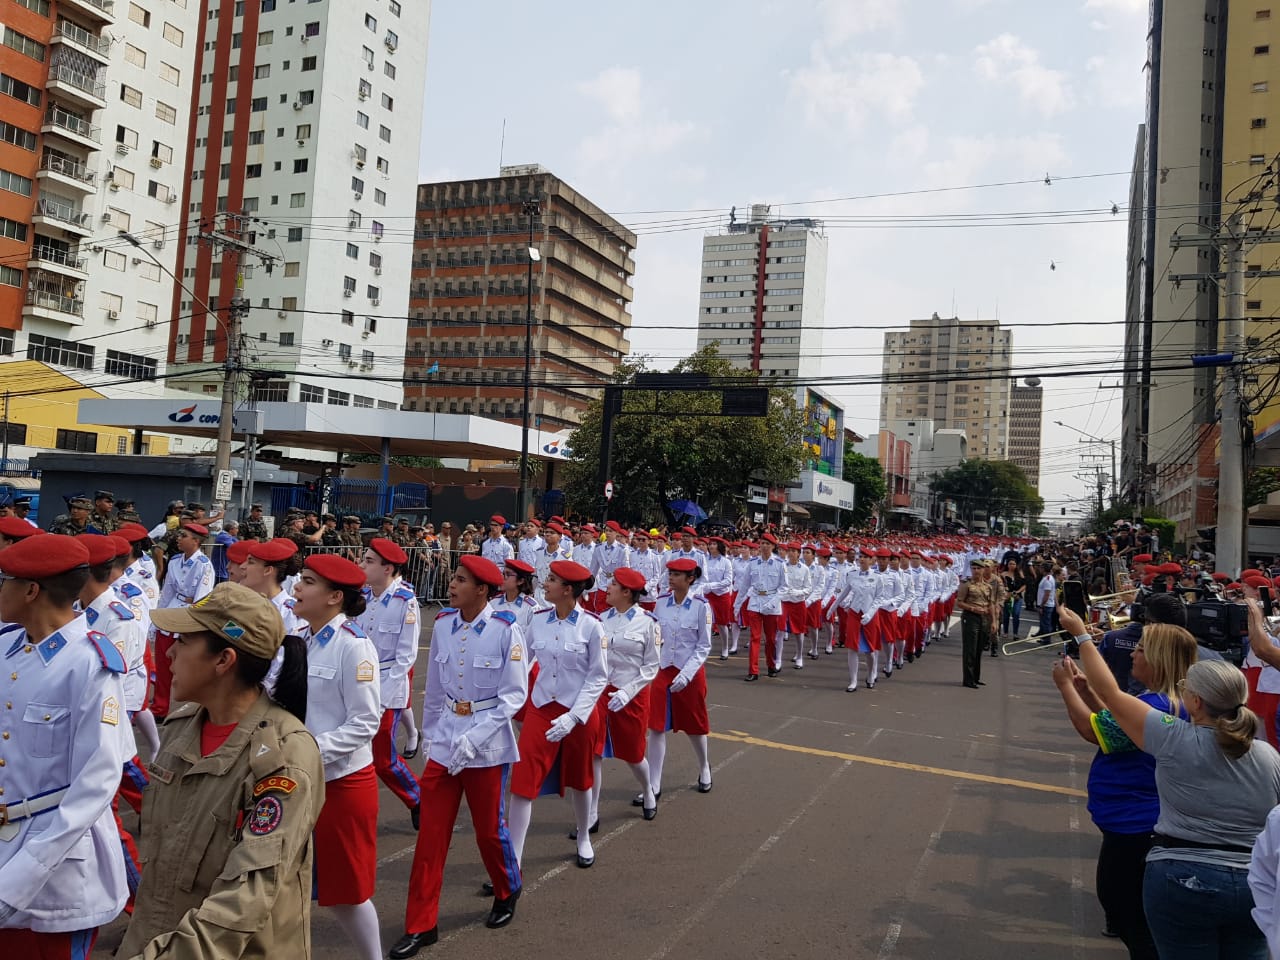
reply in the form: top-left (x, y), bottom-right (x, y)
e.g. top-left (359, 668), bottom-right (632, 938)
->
top-left (880, 314), bottom-right (1012, 461)
top-left (1008, 378), bottom-right (1043, 490)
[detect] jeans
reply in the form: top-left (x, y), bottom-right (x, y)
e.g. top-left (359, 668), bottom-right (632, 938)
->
top-left (1001, 598), bottom-right (1023, 636)
top-left (1038, 605), bottom-right (1057, 640)
top-left (1143, 858), bottom-right (1267, 960)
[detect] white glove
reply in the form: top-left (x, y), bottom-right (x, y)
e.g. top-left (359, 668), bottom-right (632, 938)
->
top-left (670, 674), bottom-right (689, 694)
top-left (608, 689), bottom-right (630, 712)
top-left (447, 736), bottom-right (476, 776)
top-left (545, 714), bottom-right (577, 743)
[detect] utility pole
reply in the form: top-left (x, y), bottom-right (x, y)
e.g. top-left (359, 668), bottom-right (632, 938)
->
top-left (518, 198), bottom-right (540, 522)
top-left (1219, 214), bottom-right (1247, 577)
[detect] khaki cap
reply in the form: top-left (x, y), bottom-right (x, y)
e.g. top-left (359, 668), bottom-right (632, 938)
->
top-left (150, 582), bottom-right (285, 660)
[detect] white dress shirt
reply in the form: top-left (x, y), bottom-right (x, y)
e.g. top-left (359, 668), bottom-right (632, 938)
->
top-left (780, 560), bottom-right (813, 605)
top-left (628, 548), bottom-right (665, 597)
top-left (481, 536), bottom-right (515, 565)
top-left (591, 541), bottom-right (632, 592)
top-left (517, 534), bottom-right (545, 566)
top-left (358, 577), bottom-right (420, 711)
top-left (735, 556), bottom-right (786, 617)
top-left (701, 554), bottom-right (734, 598)
top-left (489, 592), bottom-right (540, 639)
top-left (527, 607), bottom-right (608, 724)
top-left (653, 592), bottom-right (712, 684)
top-left (303, 614), bottom-right (382, 782)
top-left (601, 605), bottom-right (660, 700)
top-left (84, 589), bottom-right (148, 716)
top-left (159, 550), bottom-right (214, 609)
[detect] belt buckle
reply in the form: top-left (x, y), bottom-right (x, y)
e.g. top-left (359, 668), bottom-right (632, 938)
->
top-left (455, 699), bottom-right (472, 717)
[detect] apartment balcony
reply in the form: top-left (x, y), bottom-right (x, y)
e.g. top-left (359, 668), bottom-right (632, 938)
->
top-left (47, 65), bottom-right (107, 110)
top-left (32, 197), bottom-right (93, 237)
top-left (57, 0), bottom-right (115, 25)
top-left (23, 278), bottom-right (85, 326)
top-left (42, 106), bottom-right (100, 150)
top-left (51, 20), bottom-right (111, 64)
top-left (28, 245), bottom-right (88, 281)
top-left (37, 153), bottom-right (96, 195)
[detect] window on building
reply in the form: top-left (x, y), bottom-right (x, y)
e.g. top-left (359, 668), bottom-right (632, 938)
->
top-left (128, 3), bottom-right (150, 27)
top-left (1254, 117), bottom-right (1269, 129)
top-left (0, 265), bottom-right (21, 288)
top-left (279, 331), bottom-right (295, 347)
top-left (365, 14), bottom-right (377, 31)
top-left (356, 111), bottom-right (369, 129)
top-left (0, 121), bottom-right (35, 152)
top-left (297, 89), bottom-right (314, 105)
top-left (304, 21), bottom-right (320, 37)
top-left (249, 130), bottom-right (265, 145)
top-left (290, 192), bottom-right (305, 207)
top-left (124, 43), bottom-right (147, 68)
top-left (251, 96), bottom-right (268, 112)
top-left (0, 74), bottom-right (40, 107)
top-left (384, 61), bottom-right (396, 79)
top-left (293, 158), bottom-right (307, 173)
top-left (105, 349), bottom-right (157, 381)
top-left (300, 384), bottom-right (324, 402)
top-left (121, 85), bottom-right (143, 109)
top-left (381, 93), bottom-right (394, 111)
top-left (162, 22), bottom-right (184, 46)
top-left (0, 170), bottom-right (32, 197)
top-left (346, 243), bottom-right (359, 259)
top-left (29, 333), bottom-right (93, 370)
top-left (56, 429), bottom-right (97, 452)
top-left (379, 124), bottom-right (391, 142)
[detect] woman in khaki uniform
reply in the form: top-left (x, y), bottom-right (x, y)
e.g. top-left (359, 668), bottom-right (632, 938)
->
top-left (118, 582), bottom-right (323, 960)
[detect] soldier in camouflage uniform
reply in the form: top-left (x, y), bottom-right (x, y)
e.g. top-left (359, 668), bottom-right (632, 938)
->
top-left (88, 489), bottom-right (118, 534)
top-left (281, 511), bottom-right (314, 553)
top-left (377, 516), bottom-right (395, 540)
top-left (391, 517), bottom-right (414, 550)
top-left (239, 503), bottom-right (270, 542)
top-left (116, 498), bottom-right (142, 524)
top-left (319, 513), bottom-right (342, 548)
top-left (338, 515), bottom-right (365, 559)
top-left (48, 495), bottom-right (92, 535)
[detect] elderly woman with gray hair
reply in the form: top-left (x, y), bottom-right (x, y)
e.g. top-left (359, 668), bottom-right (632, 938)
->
top-left (1059, 605), bottom-right (1280, 960)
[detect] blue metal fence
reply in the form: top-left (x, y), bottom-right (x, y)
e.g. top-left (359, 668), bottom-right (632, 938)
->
top-left (269, 479), bottom-right (433, 524)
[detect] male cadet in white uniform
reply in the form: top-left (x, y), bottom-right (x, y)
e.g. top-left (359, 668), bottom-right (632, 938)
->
top-left (0, 535), bottom-right (129, 957)
top-left (628, 530), bottom-right (665, 610)
top-left (391, 555), bottom-right (525, 959)
top-left (823, 544), bottom-right (850, 654)
top-left (358, 538), bottom-right (423, 827)
top-left (589, 521), bottom-right (631, 614)
top-left (533, 522), bottom-right (572, 602)
top-left (872, 550), bottom-right (908, 678)
top-left (839, 549), bottom-right (882, 691)
top-left (573, 525), bottom-right (598, 584)
top-left (516, 520), bottom-right (544, 567)
top-left (735, 533), bottom-right (786, 680)
top-left (669, 527), bottom-right (707, 579)
top-left (153, 521), bottom-right (214, 719)
top-left (480, 515), bottom-right (515, 566)
top-left (804, 544), bottom-right (830, 659)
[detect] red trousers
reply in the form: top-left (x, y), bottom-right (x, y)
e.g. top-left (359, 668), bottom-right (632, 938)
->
top-left (0, 930), bottom-right (97, 959)
top-left (1245, 666), bottom-right (1280, 747)
top-left (373, 708), bottom-right (421, 810)
top-left (744, 611), bottom-right (780, 676)
top-left (151, 630), bottom-right (176, 718)
top-left (405, 760), bottom-right (521, 933)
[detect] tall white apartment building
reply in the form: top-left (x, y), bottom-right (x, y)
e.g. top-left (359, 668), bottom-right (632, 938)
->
top-left (165, 0), bottom-right (429, 411)
top-left (695, 205), bottom-right (827, 379)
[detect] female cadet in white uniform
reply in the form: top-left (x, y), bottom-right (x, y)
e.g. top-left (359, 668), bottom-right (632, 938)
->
top-left (649, 557), bottom-right (714, 799)
top-left (702, 538), bottom-right (735, 660)
top-left (507, 560), bottom-right (608, 870)
top-left (291, 554), bottom-right (383, 960)
top-left (587, 566), bottom-right (660, 829)
top-left (490, 558), bottom-right (540, 636)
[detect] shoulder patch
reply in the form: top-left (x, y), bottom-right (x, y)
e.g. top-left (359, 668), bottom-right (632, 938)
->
top-left (356, 659), bottom-right (375, 682)
top-left (694, 595), bottom-right (709, 604)
top-left (534, 606), bottom-right (554, 614)
top-left (248, 795), bottom-right (284, 836)
top-left (393, 584), bottom-right (416, 602)
top-left (510, 641), bottom-right (523, 662)
top-left (101, 696), bottom-right (120, 726)
top-left (435, 607), bottom-right (457, 621)
top-left (582, 610), bottom-right (601, 621)
top-left (194, 553), bottom-right (210, 564)
top-left (108, 600), bottom-right (136, 620)
top-left (87, 630), bottom-right (127, 673)
top-left (491, 609), bottom-right (517, 626)
top-left (253, 775), bottom-right (298, 798)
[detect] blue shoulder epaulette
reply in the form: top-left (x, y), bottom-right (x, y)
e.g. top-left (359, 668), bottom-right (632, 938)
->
top-left (108, 600), bottom-right (135, 620)
top-left (392, 583), bottom-right (416, 602)
top-left (118, 582), bottom-right (142, 599)
top-left (87, 630), bottom-right (127, 673)
top-left (341, 620), bottom-right (367, 638)
top-left (491, 609), bottom-right (517, 626)
top-left (435, 607), bottom-right (457, 620)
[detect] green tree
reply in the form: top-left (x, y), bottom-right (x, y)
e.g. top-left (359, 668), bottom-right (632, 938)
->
top-left (842, 450), bottom-right (887, 528)
top-left (930, 459), bottom-right (1044, 530)
top-left (1248, 467), bottom-right (1280, 509)
top-left (562, 345), bottom-right (809, 525)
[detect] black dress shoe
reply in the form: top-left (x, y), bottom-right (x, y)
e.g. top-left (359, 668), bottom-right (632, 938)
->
top-left (402, 737), bottom-right (420, 760)
top-left (576, 853), bottom-right (595, 868)
top-left (696, 778), bottom-right (712, 794)
top-left (767, 668), bottom-right (778, 678)
top-left (905, 652), bottom-right (915, 663)
top-left (963, 682), bottom-right (979, 688)
top-left (484, 891), bottom-right (519, 928)
top-left (643, 801), bottom-right (658, 820)
top-left (389, 928), bottom-right (438, 958)
top-left (744, 673), bottom-right (759, 682)
top-left (631, 791), bottom-right (660, 807)
top-left (410, 804), bottom-right (420, 832)
top-left (976, 680), bottom-right (986, 686)
top-left (719, 654), bottom-right (729, 661)
top-left (567, 819), bottom-right (599, 840)
top-left (481, 880), bottom-right (494, 895)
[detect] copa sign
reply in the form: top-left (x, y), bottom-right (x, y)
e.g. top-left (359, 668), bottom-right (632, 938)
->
top-left (168, 404), bottom-right (221, 425)
top-left (542, 438), bottom-right (573, 459)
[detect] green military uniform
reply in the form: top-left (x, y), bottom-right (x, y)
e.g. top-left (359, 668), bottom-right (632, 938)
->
top-left (240, 505), bottom-right (270, 542)
top-left (958, 561), bottom-right (996, 688)
top-left (49, 495), bottom-right (92, 535)
top-left (89, 489), bottom-right (119, 533)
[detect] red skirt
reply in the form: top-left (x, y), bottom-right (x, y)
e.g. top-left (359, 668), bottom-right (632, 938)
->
top-left (781, 600), bottom-right (808, 635)
top-left (647, 664), bottom-right (709, 735)
top-left (806, 600), bottom-right (823, 631)
top-left (595, 684), bottom-right (651, 763)
top-left (862, 610), bottom-right (883, 652)
top-left (510, 700), bottom-right (602, 799)
top-left (514, 661), bottom-right (540, 724)
top-left (314, 764), bottom-right (378, 906)
top-left (706, 591), bottom-right (734, 627)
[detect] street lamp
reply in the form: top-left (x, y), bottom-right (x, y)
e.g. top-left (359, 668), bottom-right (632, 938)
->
top-left (1055, 420), bottom-right (1118, 505)
top-left (518, 229), bottom-right (540, 522)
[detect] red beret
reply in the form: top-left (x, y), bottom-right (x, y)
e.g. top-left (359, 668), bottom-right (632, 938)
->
top-left (182, 522), bottom-right (209, 536)
top-left (666, 557), bottom-right (698, 574)
top-left (226, 540), bottom-right (253, 565)
top-left (605, 520), bottom-right (625, 534)
top-left (815, 546), bottom-right (832, 557)
top-left (526, 519), bottom-right (541, 528)
top-left (82, 534), bottom-right (129, 566)
top-left (0, 533), bottom-right (89, 579)
top-left (368, 537), bottom-right (408, 566)
top-left (550, 516), bottom-right (566, 524)
top-left (651, 533), bottom-right (667, 543)
top-left (549, 559), bottom-right (593, 583)
top-left (304, 553), bottom-right (366, 588)
top-left (249, 538), bottom-right (299, 564)
top-left (458, 554), bottom-right (503, 588)
top-left (761, 532), bottom-right (779, 545)
top-left (489, 514), bottom-right (506, 525)
top-left (1228, 582), bottom-right (1243, 591)
top-left (783, 541), bottom-right (801, 551)
top-left (504, 558), bottom-right (535, 576)
top-left (0, 517), bottom-right (43, 541)
top-left (115, 523), bottom-right (150, 543)
top-left (681, 526), bottom-right (697, 536)
top-left (1131, 554), bottom-right (1153, 563)
top-left (545, 522), bottom-right (567, 535)
top-left (581, 524), bottom-right (598, 534)
top-left (612, 567), bottom-right (647, 593)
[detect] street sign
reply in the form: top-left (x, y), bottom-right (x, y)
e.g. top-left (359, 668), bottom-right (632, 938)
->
top-left (213, 468), bottom-right (235, 502)
top-left (604, 480), bottom-right (614, 501)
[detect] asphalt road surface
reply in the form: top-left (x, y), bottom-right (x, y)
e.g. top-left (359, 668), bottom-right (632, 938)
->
top-left (98, 616), bottom-right (1122, 959)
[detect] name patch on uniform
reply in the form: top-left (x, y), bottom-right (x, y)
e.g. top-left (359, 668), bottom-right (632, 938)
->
top-left (101, 696), bottom-right (120, 726)
top-left (253, 775), bottom-right (298, 798)
top-left (510, 642), bottom-right (523, 662)
top-left (248, 795), bottom-right (283, 835)
top-left (356, 660), bottom-right (375, 682)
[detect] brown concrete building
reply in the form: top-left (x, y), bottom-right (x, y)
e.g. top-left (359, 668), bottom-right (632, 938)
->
top-left (1008, 377), bottom-right (1043, 491)
top-left (404, 165), bottom-right (636, 430)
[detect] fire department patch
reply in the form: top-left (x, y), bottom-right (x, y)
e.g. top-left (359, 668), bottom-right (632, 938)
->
top-left (248, 795), bottom-right (283, 836)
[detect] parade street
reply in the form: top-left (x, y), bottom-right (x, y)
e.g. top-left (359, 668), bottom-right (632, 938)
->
top-left (98, 614), bottom-right (1117, 959)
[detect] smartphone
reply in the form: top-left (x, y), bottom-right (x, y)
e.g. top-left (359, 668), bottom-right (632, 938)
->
top-left (1262, 585), bottom-right (1274, 618)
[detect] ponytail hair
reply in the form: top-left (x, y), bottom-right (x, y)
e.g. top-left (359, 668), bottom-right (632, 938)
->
top-left (271, 634), bottom-right (308, 723)
top-left (567, 574), bottom-right (595, 598)
top-left (1185, 659), bottom-right (1263, 760)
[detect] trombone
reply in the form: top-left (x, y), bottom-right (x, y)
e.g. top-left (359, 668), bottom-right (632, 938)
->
top-left (1000, 605), bottom-right (1132, 657)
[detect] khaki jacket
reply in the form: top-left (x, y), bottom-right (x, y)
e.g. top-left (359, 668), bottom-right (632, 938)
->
top-left (119, 692), bottom-right (324, 960)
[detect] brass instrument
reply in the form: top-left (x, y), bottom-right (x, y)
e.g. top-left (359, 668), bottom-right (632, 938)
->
top-left (1000, 603), bottom-right (1132, 657)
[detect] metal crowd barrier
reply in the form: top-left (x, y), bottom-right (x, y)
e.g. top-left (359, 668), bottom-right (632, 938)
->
top-left (303, 543), bottom-right (467, 606)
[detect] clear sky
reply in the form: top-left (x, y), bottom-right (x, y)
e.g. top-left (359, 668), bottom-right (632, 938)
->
top-left (418, 0), bottom-right (1150, 513)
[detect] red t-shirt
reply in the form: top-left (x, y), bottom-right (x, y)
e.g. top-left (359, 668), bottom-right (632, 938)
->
top-left (201, 720), bottom-right (239, 757)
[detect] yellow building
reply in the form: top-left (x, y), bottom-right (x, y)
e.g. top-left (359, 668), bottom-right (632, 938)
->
top-left (0, 361), bottom-right (171, 457)
top-left (1223, 6), bottom-right (1280, 447)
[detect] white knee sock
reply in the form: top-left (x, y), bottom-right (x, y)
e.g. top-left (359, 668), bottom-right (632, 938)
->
top-left (869, 650), bottom-right (879, 679)
top-left (327, 900), bottom-right (382, 960)
top-left (134, 709), bottom-right (161, 760)
top-left (847, 649), bottom-right (859, 687)
top-left (688, 733), bottom-right (711, 783)
top-left (895, 639), bottom-right (906, 664)
top-left (728, 623), bottom-right (739, 652)
top-left (647, 731), bottom-right (668, 795)
top-left (628, 758), bottom-right (654, 804)
top-left (508, 796), bottom-right (533, 867)
top-left (589, 756), bottom-right (603, 825)
top-left (568, 788), bottom-right (594, 860)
